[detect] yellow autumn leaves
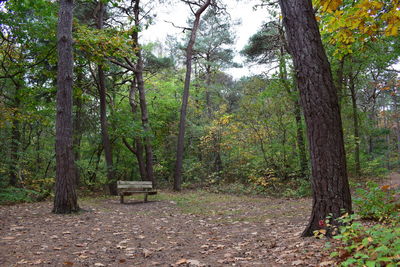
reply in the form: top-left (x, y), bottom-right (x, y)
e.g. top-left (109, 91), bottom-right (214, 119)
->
top-left (315, 0), bottom-right (400, 58)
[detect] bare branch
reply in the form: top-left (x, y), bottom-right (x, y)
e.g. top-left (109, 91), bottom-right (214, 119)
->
top-left (108, 58), bottom-right (136, 72)
top-left (164, 20), bottom-right (192, 32)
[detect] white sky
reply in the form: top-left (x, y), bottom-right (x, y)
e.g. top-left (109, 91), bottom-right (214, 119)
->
top-left (141, 0), bottom-right (270, 79)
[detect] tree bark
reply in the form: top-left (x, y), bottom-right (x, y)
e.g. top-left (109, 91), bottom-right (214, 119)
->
top-left (279, 0), bottom-right (352, 236)
top-left (73, 71), bottom-right (84, 186)
top-left (349, 73), bottom-right (361, 177)
top-left (133, 0), bottom-right (155, 185)
top-left (53, 0), bottom-right (79, 214)
top-left (174, 0), bottom-right (211, 191)
top-left (96, 1), bottom-right (117, 195)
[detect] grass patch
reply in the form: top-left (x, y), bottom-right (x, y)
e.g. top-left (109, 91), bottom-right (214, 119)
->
top-left (153, 190), bottom-right (253, 216)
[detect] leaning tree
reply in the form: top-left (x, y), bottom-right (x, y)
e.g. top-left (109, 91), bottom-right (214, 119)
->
top-left (278, 0), bottom-right (352, 236)
top-left (174, 0), bottom-right (213, 191)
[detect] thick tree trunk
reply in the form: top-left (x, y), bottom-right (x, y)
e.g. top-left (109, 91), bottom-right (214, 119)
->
top-left (174, 0), bottom-right (211, 191)
top-left (133, 0), bottom-right (155, 185)
top-left (349, 74), bottom-right (361, 177)
top-left (96, 1), bottom-right (117, 195)
top-left (53, 0), bottom-right (79, 214)
top-left (279, 0), bottom-right (352, 236)
top-left (9, 83), bottom-right (21, 186)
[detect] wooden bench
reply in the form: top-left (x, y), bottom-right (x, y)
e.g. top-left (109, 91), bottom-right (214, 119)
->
top-left (117, 181), bottom-right (157, 203)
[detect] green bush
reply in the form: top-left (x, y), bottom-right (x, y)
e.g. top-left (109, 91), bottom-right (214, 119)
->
top-left (354, 181), bottom-right (399, 222)
top-left (330, 214), bottom-right (400, 266)
top-left (0, 187), bottom-right (40, 205)
top-left (282, 179), bottom-right (311, 198)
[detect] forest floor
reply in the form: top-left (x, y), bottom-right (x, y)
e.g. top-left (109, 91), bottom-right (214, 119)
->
top-left (0, 173), bottom-right (398, 267)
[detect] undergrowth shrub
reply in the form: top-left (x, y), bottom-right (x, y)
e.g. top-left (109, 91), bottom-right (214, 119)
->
top-left (282, 179), bottom-right (312, 198)
top-left (328, 183), bottom-right (400, 266)
top-left (354, 181), bottom-right (399, 222)
top-left (330, 214), bottom-right (400, 266)
top-left (0, 187), bottom-right (40, 205)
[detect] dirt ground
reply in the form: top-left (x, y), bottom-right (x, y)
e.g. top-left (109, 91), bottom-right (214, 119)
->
top-left (0, 190), bottom-right (338, 267)
top-left (4, 171), bottom-right (399, 267)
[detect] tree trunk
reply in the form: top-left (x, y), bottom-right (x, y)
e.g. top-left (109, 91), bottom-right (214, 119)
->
top-left (294, 98), bottom-right (308, 177)
top-left (174, 0), bottom-right (211, 191)
top-left (126, 80), bottom-right (148, 181)
top-left (279, 0), bottom-right (352, 236)
top-left (392, 93), bottom-right (400, 163)
top-left (96, 1), bottom-right (117, 195)
top-left (205, 63), bottom-right (213, 119)
top-left (73, 71), bottom-right (84, 186)
top-left (53, 0), bottom-right (79, 214)
top-left (335, 57), bottom-right (345, 106)
top-left (384, 105), bottom-right (391, 169)
top-left (349, 74), bottom-right (361, 177)
top-left (133, 0), bottom-right (155, 185)
top-left (278, 46), bottom-right (308, 178)
top-left (9, 83), bottom-right (21, 186)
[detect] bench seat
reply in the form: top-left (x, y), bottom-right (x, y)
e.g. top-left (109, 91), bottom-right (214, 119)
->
top-left (117, 181), bottom-right (157, 203)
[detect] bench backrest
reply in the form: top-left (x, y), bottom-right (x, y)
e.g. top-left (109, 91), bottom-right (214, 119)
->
top-left (117, 181), bottom-right (153, 189)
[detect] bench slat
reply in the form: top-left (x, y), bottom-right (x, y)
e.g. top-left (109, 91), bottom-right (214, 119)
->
top-left (117, 180), bottom-right (156, 204)
top-left (120, 190), bottom-right (157, 194)
top-left (118, 184), bottom-right (153, 189)
top-left (118, 181), bottom-right (153, 185)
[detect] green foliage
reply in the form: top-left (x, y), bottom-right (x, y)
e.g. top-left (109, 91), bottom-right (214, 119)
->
top-left (207, 182), bottom-right (267, 196)
top-left (330, 214), bottom-right (400, 266)
top-left (354, 182), bottom-right (400, 222)
top-left (282, 179), bottom-right (312, 198)
top-left (0, 187), bottom-right (40, 205)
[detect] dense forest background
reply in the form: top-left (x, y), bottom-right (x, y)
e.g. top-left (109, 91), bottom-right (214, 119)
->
top-left (0, 0), bottom-right (399, 203)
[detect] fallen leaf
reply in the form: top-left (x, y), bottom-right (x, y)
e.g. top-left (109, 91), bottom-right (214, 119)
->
top-left (319, 261), bottom-right (335, 266)
top-left (94, 263), bottom-right (105, 267)
top-left (53, 247), bottom-right (62, 250)
top-left (63, 262), bottom-right (74, 266)
top-left (143, 249), bottom-right (152, 258)
top-left (175, 258), bottom-right (187, 265)
top-left (119, 259), bottom-right (126, 263)
top-left (292, 260), bottom-right (304, 266)
top-left (187, 259), bottom-right (201, 266)
top-left (10, 226), bottom-right (25, 231)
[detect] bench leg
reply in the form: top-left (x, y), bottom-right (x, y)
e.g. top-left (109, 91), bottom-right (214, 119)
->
top-left (120, 195), bottom-right (124, 204)
top-left (144, 193), bottom-right (148, 203)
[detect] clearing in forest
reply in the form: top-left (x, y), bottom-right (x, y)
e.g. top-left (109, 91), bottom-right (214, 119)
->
top-left (0, 192), bottom-right (332, 266)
